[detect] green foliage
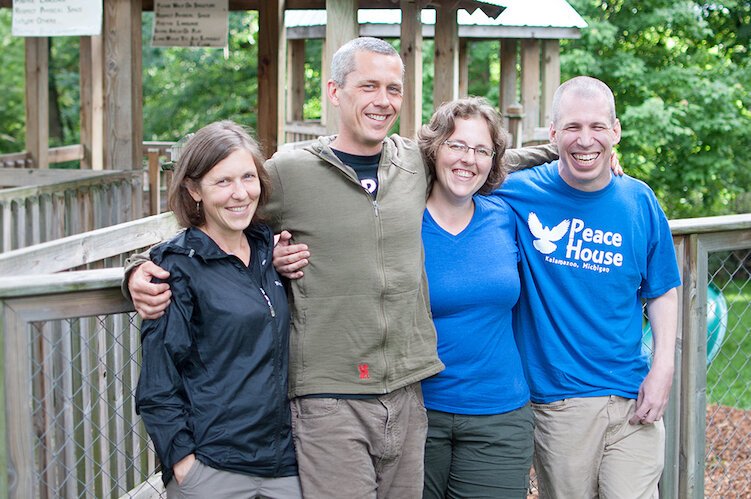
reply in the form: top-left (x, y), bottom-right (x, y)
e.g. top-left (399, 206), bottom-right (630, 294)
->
top-left (563, 0), bottom-right (751, 217)
top-left (303, 39), bottom-right (323, 120)
top-left (49, 36), bottom-right (81, 147)
top-left (0, 11), bottom-right (26, 153)
top-left (142, 12), bottom-right (261, 140)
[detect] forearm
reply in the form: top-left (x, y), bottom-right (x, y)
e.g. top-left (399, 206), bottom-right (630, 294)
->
top-left (646, 287), bottom-right (679, 375)
top-left (503, 143), bottom-right (558, 172)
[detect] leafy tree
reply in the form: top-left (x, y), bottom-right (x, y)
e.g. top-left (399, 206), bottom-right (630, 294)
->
top-left (562, 0), bottom-right (751, 217)
top-left (0, 11), bottom-right (26, 153)
top-left (142, 11), bottom-right (261, 140)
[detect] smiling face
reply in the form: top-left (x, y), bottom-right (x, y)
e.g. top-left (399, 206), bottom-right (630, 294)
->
top-left (328, 50), bottom-right (403, 155)
top-left (551, 89), bottom-right (621, 192)
top-left (187, 148), bottom-right (261, 243)
top-left (430, 116), bottom-right (494, 207)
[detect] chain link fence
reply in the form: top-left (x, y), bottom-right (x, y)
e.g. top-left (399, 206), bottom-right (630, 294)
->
top-left (704, 249), bottom-right (751, 497)
top-left (7, 306), bottom-right (164, 499)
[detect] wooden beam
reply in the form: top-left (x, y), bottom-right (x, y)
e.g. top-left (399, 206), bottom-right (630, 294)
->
top-left (24, 37), bottom-right (49, 170)
top-left (458, 38), bottom-right (469, 98)
top-left (541, 39), bottom-right (560, 127)
top-left (79, 36), bottom-right (104, 170)
top-left (103, 0), bottom-right (143, 170)
top-left (325, 0), bottom-right (358, 134)
top-left (499, 38), bottom-right (517, 128)
top-left (520, 39), bottom-right (541, 142)
top-left (399, 0), bottom-right (423, 140)
top-left (259, 0), bottom-right (286, 156)
top-left (433, 4), bottom-right (458, 110)
top-left (286, 39), bottom-right (306, 124)
top-left (320, 38), bottom-right (328, 128)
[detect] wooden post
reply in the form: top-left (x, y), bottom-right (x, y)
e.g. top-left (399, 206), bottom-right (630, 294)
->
top-left (505, 103), bottom-right (524, 149)
top-left (499, 39), bottom-right (517, 130)
top-left (25, 37), bottom-right (49, 170)
top-left (325, 0), bottom-right (358, 135)
top-left (458, 38), bottom-right (469, 99)
top-left (541, 40), bottom-right (560, 127)
top-left (433, 3), bottom-right (459, 110)
top-left (320, 38), bottom-right (329, 129)
top-left (103, 0), bottom-right (143, 170)
top-left (258, 0), bottom-right (285, 157)
top-left (400, 0), bottom-right (423, 139)
top-left (286, 38), bottom-right (306, 144)
top-left (678, 232), bottom-right (711, 499)
top-left (520, 39), bottom-right (541, 144)
top-left (80, 35), bottom-right (104, 170)
top-left (147, 149), bottom-right (161, 216)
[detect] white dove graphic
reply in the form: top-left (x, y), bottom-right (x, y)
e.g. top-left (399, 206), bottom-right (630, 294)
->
top-left (528, 212), bottom-right (570, 255)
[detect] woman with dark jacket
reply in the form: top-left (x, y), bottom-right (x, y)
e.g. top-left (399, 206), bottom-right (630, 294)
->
top-left (135, 120), bottom-right (300, 498)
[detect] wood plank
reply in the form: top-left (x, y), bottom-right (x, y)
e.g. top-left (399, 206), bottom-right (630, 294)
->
top-left (25, 37), bottom-right (49, 170)
top-left (669, 213), bottom-right (751, 235)
top-left (541, 39), bottom-right (560, 127)
top-left (0, 212), bottom-right (179, 277)
top-left (258, 0), bottom-right (285, 156)
top-left (458, 38), bottom-right (468, 98)
top-left (112, 314), bottom-right (127, 493)
top-left (325, 0), bottom-right (358, 134)
top-left (520, 39), bottom-right (541, 142)
top-left (1, 201), bottom-right (10, 252)
top-left (286, 39), bottom-right (306, 124)
top-left (499, 39), bottom-right (517, 129)
top-left (80, 316), bottom-right (96, 498)
top-left (47, 144), bottom-right (85, 164)
top-left (320, 39), bottom-right (328, 129)
top-left (2, 299), bottom-right (37, 498)
top-left (103, 0), bottom-right (143, 170)
top-left (678, 234), bottom-right (707, 498)
top-left (433, 4), bottom-right (459, 110)
top-left (147, 149), bottom-right (161, 216)
top-left (0, 167), bottom-right (128, 188)
top-left (399, 0), bottom-right (423, 140)
top-left (661, 235), bottom-right (687, 499)
top-left (98, 315), bottom-right (113, 498)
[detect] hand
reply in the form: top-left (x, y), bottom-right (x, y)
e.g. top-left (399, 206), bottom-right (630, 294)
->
top-left (129, 261), bottom-right (172, 319)
top-left (629, 363), bottom-right (674, 425)
top-left (273, 230), bottom-right (309, 280)
top-left (610, 151), bottom-right (624, 176)
top-left (173, 453), bottom-right (196, 485)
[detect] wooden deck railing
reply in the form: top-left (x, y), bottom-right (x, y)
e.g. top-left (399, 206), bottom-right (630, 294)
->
top-left (0, 168), bottom-right (144, 253)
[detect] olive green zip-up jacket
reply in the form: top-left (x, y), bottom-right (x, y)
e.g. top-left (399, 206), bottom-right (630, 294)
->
top-left (263, 135), bottom-right (443, 397)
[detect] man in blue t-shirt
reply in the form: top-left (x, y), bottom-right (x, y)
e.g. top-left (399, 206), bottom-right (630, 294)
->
top-left (501, 76), bottom-right (680, 499)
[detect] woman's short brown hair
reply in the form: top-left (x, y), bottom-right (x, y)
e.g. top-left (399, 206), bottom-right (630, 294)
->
top-left (418, 97), bottom-right (508, 195)
top-left (168, 120), bottom-right (271, 228)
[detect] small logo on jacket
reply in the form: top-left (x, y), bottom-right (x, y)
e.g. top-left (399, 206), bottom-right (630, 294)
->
top-left (528, 212), bottom-right (570, 254)
top-left (358, 363), bottom-right (370, 380)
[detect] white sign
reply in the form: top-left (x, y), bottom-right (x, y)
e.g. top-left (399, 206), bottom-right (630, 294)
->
top-left (12, 0), bottom-right (102, 37)
top-left (152, 0), bottom-right (229, 48)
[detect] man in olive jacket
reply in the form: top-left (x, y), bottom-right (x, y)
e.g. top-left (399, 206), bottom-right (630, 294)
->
top-left (126, 37), bottom-right (556, 498)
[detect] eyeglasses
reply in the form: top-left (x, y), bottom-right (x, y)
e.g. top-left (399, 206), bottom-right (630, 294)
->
top-left (442, 140), bottom-right (495, 160)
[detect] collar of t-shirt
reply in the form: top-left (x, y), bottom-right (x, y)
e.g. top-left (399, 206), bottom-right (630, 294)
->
top-left (332, 148), bottom-right (381, 197)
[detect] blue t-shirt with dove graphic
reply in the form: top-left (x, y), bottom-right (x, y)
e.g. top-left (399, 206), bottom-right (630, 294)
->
top-left (498, 161), bottom-right (680, 404)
